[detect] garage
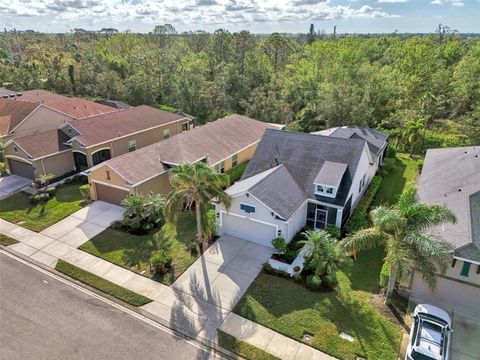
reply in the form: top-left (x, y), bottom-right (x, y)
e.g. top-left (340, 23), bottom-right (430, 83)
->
top-left (8, 158), bottom-right (35, 179)
top-left (221, 213), bottom-right (277, 247)
top-left (94, 182), bottom-right (130, 206)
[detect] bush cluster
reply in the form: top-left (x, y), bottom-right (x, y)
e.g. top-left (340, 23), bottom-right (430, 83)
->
top-left (226, 162), bottom-right (248, 185)
top-left (345, 176), bottom-right (382, 235)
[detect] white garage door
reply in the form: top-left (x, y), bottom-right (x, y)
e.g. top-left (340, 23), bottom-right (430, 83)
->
top-left (222, 213), bottom-right (276, 248)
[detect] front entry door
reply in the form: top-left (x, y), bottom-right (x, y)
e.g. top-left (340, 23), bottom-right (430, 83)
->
top-left (73, 152), bottom-right (88, 171)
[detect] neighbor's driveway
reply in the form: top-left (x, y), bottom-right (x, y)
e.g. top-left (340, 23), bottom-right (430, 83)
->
top-left (0, 175), bottom-right (31, 199)
top-left (40, 201), bottom-right (123, 247)
top-left (452, 310), bottom-right (480, 360)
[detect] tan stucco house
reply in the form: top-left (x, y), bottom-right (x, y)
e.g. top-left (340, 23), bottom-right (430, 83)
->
top-left (87, 114), bottom-right (283, 205)
top-left (3, 105), bottom-right (192, 180)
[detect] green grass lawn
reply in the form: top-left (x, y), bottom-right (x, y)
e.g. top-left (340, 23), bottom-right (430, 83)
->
top-left (373, 153), bottom-right (421, 206)
top-left (55, 260), bottom-right (152, 306)
top-left (0, 182), bottom-right (85, 232)
top-left (234, 247), bottom-right (402, 360)
top-left (218, 330), bottom-right (280, 360)
top-left (0, 234), bottom-right (18, 246)
top-left (79, 212), bottom-right (198, 285)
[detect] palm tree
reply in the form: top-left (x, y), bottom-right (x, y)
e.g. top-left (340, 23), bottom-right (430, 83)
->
top-left (404, 119), bottom-right (424, 156)
top-left (300, 230), bottom-right (352, 288)
top-left (165, 162), bottom-right (231, 251)
top-left (341, 186), bottom-right (456, 304)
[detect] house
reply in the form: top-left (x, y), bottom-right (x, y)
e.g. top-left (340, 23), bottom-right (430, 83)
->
top-left (409, 146), bottom-right (480, 314)
top-left (0, 90), bottom-right (117, 142)
top-left (86, 114), bottom-right (282, 205)
top-left (3, 105), bottom-right (192, 180)
top-left (215, 128), bottom-right (388, 247)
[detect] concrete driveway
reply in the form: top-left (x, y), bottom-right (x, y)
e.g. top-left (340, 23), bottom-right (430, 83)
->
top-left (451, 310), bottom-right (480, 360)
top-left (40, 201), bottom-right (123, 247)
top-left (0, 175), bottom-right (32, 198)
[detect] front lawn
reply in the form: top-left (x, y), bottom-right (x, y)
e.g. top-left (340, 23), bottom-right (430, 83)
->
top-left (79, 212), bottom-right (198, 285)
top-left (234, 247), bottom-right (403, 360)
top-left (0, 181), bottom-right (85, 232)
top-left (373, 153), bottom-right (420, 206)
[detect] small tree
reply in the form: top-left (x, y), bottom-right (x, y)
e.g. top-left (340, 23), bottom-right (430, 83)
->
top-left (34, 174), bottom-right (54, 201)
top-left (121, 193), bottom-right (165, 234)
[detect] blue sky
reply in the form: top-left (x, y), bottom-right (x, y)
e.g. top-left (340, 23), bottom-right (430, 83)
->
top-left (1, 0), bottom-right (479, 34)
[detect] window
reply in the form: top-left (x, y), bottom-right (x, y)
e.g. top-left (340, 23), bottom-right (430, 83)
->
top-left (315, 184), bottom-right (336, 197)
top-left (316, 185), bottom-right (324, 193)
top-left (181, 122), bottom-right (189, 132)
top-left (326, 187), bottom-right (334, 194)
top-left (163, 129), bottom-right (170, 139)
top-left (359, 174), bottom-right (367, 193)
top-left (215, 161), bottom-right (225, 173)
top-left (106, 170), bottom-right (111, 180)
top-left (127, 140), bottom-right (137, 152)
top-left (240, 203), bottom-right (255, 214)
top-left (460, 261), bottom-right (471, 277)
top-left (232, 154), bottom-right (238, 168)
top-left (13, 146), bottom-right (18, 152)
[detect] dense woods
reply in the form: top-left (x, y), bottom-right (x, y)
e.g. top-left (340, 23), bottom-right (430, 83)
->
top-left (1, 27), bottom-right (479, 148)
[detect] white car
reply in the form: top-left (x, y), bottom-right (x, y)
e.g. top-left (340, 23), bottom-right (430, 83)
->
top-left (406, 304), bottom-right (453, 360)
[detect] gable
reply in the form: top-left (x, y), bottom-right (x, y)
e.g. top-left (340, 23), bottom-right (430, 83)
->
top-left (12, 105), bottom-right (73, 137)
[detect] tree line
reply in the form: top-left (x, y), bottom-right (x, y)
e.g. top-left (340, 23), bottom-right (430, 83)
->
top-left (0, 25), bottom-right (478, 147)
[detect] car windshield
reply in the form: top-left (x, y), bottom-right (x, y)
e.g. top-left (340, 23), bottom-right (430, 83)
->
top-left (412, 314), bottom-right (448, 360)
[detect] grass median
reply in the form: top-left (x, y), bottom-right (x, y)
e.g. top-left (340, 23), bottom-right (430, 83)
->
top-left (218, 330), bottom-right (280, 360)
top-left (0, 234), bottom-right (18, 246)
top-left (55, 260), bottom-right (152, 307)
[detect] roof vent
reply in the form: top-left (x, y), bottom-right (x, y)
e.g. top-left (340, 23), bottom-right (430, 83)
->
top-left (458, 188), bottom-right (462, 192)
top-left (73, 106), bottom-right (76, 109)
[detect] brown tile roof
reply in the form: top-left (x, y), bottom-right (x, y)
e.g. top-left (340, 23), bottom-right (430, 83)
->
top-left (102, 114), bottom-right (283, 185)
top-left (68, 105), bottom-right (188, 147)
top-left (0, 99), bottom-right (39, 136)
top-left (10, 90), bottom-right (117, 119)
top-left (12, 129), bottom-right (70, 159)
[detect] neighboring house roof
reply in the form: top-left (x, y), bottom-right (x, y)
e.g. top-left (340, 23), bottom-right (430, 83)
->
top-left (19, 90), bottom-right (67, 103)
top-left (418, 146), bottom-right (480, 262)
top-left (242, 129), bottom-right (367, 208)
top-left (67, 105), bottom-right (189, 147)
top-left (12, 129), bottom-right (71, 159)
top-left (99, 114), bottom-right (282, 185)
top-left (312, 126), bottom-right (388, 161)
top-left (0, 99), bottom-right (39, 136)
top-left (0, 87), bottom-right (22, 98)
top-left (227, 164), bottom-right (307, 220)
top-left (96, 99), bottom-right (131, 110)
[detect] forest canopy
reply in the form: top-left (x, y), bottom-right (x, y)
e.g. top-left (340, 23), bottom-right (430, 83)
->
top-left (1, 27), bottom-right (479, 147)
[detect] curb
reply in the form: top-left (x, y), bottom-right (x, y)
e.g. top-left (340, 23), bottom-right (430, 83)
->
top-left (0, 244), bottom-right (244, 360)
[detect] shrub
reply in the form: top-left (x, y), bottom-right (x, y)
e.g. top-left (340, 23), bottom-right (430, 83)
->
top-left (381, 157), bottom-right (396, 176)
top-left (46, 186), bottom-right (56, 196)
top-left (272, 237), bottom-right (287, 254)
top-left (417, 159), bottom-right (424, 174)
top-left (111, 221), bottom-right (123, 230)
top-left (306, 274), bottom-right (322, 290)
top-left (150, 250), bottom-right (172, 274)
top-left (379, 262), bottom-right (390, 288)
top-left (284, 247), bottom-right (298, 263)
top-left (226, 162), bottom-right (248, 185)
top-left (79, 184), bottom-right (90, 201)
top-left (202, 209), bottom-right (217, 241)
top-left (345, 176), bottom-right (382, 235)
top-left (322, 274), bottom-right (338, 289)
top-left (262, 262), bottom-right (274, 274)
top-left (29, 193), bottom-right (50, 204)
top-left (386, 146), bottom-right (397, 159)
top-left (324, 225), bottom-right (341, 240)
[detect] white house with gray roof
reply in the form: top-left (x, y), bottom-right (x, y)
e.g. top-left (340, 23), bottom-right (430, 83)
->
top-left (409, 146), bottom-right (480, 314)
top-left (215, 128), bottom-right (387, 247)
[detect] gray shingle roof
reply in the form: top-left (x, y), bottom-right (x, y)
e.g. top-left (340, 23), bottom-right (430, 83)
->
top-left (242, 129), bottom-right (366, 207)
top-left (227, 165), bottom-right (306, 220)
top-left (418, 147), bottom-right (480, 262)
top-left (314, 161), bottom-right (348, 188)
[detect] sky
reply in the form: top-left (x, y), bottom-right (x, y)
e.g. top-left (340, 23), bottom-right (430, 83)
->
top-left (1, 0), bottom-right (479, 34)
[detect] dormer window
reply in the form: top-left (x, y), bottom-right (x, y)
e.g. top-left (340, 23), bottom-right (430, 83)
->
top-left (315, 184), bottom-right (337, 198)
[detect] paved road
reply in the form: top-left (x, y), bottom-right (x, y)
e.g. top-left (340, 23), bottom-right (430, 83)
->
top-left (0, 252), bottom-right (222, 360)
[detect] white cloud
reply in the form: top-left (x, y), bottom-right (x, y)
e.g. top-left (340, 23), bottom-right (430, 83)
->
top-left (378, 0), bottom-right (409, 3)
top-left (430, 0), bottom-right (464, 6)
top-left (0, 0), bottom-right (400, 27)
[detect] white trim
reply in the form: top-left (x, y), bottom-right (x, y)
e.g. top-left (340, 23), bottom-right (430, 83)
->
top-left (5, 155), bottom-right (33, 165)
top-left (72, 149), bottom-right (88, 155)
top-left (309, 198), bottom-right (344, 210)
top-left (219, 210), bottom-right (278, 233)
top-left (91, 179), bottom-right (132, 191)
top-left (453, 256), bottom-right (480, 266)
top-left (90, 147), bottom-right (112, 156)
top-left (4, 140), bottom-right (33, 159)
top-left (314, 183), bottom-right (337, 198)
top-left (239, 202), bottom-right (256, 214)
top-left (229, 191), bottom-right (286, 220)
top-left (58, 121), bottom-right (83, 135)
top-left (79, 117), bottom-right (189, 149)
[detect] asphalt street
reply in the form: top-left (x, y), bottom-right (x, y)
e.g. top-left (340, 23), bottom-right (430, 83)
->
top-left (0, 252), bottom-right (223, 360)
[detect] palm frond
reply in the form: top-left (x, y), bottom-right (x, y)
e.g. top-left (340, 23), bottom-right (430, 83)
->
top-left (404, 231), bottom-right (450, 271)
top-left (370, 206), bottom-right (406, 233)
top-left (340, 228), bottom-right (385, 253)
top-left (406, 203), bottom-right (457, 231)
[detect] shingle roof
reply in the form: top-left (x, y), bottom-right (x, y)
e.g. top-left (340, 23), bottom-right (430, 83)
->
top-left (0, 87), bottom-right (22, 98)
top-left (242, 129), bottom-right (366, 207)
top-left (313, 126), bottom-right (388, 161)
top-left (101, 114), bottom-right (282, 184)
top-left (13, 129), bottom-right (70, 158)
top-left (67, 105), bottom-right (188, 147)
top-left (418, 147), bottom-right (480, 262)
top-left (0, 99), bottom-right (38, 136)
top-left (248, 165), bottom-right (307, 219)
top-left (314, 161), bottom-right (348, 188)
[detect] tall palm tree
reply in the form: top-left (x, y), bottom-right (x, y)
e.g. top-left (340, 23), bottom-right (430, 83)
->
top-left (165, 162), bottom-right (231, 251)
top-left (341, 186), bottom-right (456, 304)
top-left (404, 119), bottom-right (424, 156)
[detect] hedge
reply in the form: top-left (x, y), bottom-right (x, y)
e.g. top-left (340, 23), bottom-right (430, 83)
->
top-left (226, 162), bottom-right (248, 185)
top-left (345, 176), bottom-right (382, 235)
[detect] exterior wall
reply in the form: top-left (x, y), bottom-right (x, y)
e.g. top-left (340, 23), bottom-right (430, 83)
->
top-left (214, 142), bottom-right (258, 172)
top-left (134, 173), bottom-right (172, 195)
top-left (347, 144), bottom-right (372, 212)
top-left (410, 268), bottom-right (480, 314)
top-left (12, 106), bottom-right (73, 137)
top-left (286, 202), bottom-right (307, 240)
top-left (4, 142), bottom-right (33, 174)
top-left (33, 151), bottom-right (75, 178)
top-left (88, 164), bottom-right (131, 200)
